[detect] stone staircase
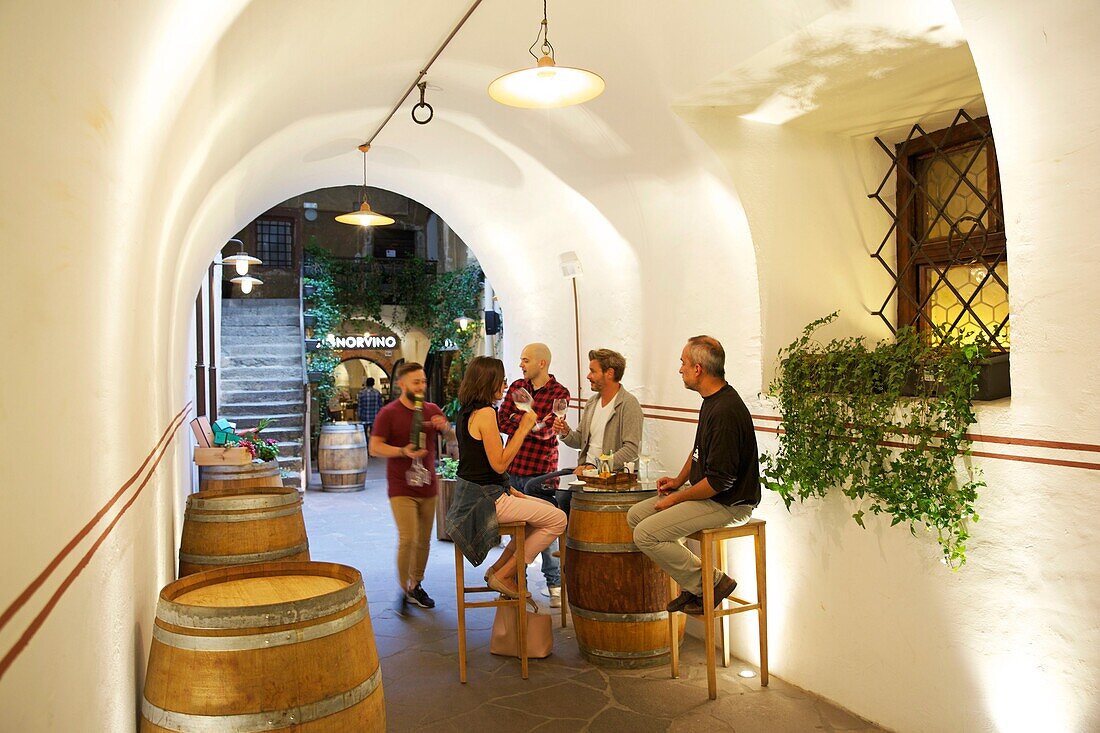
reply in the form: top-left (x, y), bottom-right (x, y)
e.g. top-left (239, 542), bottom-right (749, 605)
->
top-left (219, 299), bottom-right (306, 490)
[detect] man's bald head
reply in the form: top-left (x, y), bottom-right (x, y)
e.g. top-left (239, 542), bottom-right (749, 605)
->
top-left (519, 343), bottom-right (552, 383)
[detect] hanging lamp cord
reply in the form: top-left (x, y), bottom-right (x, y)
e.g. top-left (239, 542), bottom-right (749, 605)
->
top-left (361, 0), bottom-right (485, 148)
top-left (528, 0), bottom-right (554, 60)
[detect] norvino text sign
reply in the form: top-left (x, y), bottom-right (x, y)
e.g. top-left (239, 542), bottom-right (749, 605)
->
top-left (318, 334), bottom-right (399, 350)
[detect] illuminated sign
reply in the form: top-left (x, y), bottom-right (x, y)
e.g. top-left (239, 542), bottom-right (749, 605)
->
top-left (324, 334), bottom-right (398, 350)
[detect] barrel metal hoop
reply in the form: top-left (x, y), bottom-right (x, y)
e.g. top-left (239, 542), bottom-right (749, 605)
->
top-left (319, 468), bottom-right (369, 475)
top-left (569, 605), bottom-right (669, 623)
top-left (141, 665), bottom-right (381, 732)
top-left (318, 444), bottom-right (367, 451)
top-left (152, 603), bottom-right (368, 651)
top-left (189, 492), bottom-right (300, 512)
top-left (184, 504), bottom-right (303, 523)
top-left (578, 642), bottom-right (670, 660)
top-left (565, 538), bottom-right (639, 553)
top-left (178, 543), bottom-right (309, 566)
top-left (158, 570), bottom-right (364, 631)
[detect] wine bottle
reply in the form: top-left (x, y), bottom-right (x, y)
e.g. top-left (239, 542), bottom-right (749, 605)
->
top-left (409, 393), bottom-right (425, 450)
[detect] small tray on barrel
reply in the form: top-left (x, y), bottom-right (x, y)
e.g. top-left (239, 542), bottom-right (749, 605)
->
top-left (578, 472), bottom-right (639, 490)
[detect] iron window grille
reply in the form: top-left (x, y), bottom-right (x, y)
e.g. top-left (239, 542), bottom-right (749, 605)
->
top-left (869, 110), bottom-right (1009, 351)
top-left (256, 217), bottom-right (295, 268)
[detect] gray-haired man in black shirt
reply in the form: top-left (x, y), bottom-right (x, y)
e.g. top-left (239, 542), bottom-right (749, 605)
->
top-left (627, 335), bottom-right (759, 615)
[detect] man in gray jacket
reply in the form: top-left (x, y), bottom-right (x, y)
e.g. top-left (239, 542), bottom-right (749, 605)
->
top-left (555, 348), bottom-right (644, 485)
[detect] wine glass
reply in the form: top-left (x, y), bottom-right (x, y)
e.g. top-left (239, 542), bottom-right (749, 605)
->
top-left (513, 387), bottom-right (544, 430)
top-left (552, 398), bottom-right (569, 433)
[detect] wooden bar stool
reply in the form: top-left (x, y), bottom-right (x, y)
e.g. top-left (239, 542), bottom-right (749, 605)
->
top-left (455, 521), bottom-right (529, 682)
top-left (668, 518), bottom-right (768, 699)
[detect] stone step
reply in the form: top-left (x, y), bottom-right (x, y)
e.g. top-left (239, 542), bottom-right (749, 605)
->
top-left (220, 365), bottom-right (303, 380)
top-left (220, 389), bottom-right (304, 405)
top-left (220, 399), bottom-right (305, 415)
top-left (223, 298), bottom-right (299, 308)
top-left (220, 377), bottom-right (303, 392)
top-left (216, 412), bottom-right (304, 429)
top-left (275, 440), bottom-right (303, 458)
top-left (221, 355), bottom-right (303, 369)
top-left (221, 343), bottom-right (302, 357)
top-left (222, 325), bottom-right (301, 339)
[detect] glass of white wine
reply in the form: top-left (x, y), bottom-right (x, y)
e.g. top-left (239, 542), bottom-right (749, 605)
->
top-left (513, 387), bottom-right (544, 430)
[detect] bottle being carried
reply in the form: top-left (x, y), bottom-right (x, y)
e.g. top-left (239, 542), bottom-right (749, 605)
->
top-left (406, 393), bottom-right (431, 487)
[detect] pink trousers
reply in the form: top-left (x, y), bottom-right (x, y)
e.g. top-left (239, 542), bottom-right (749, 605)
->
top-left (494, 492), bottom-right (567, 564)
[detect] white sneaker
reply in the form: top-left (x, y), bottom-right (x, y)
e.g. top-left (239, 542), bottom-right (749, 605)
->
top-left (547, 586), bottom-right (562, 608)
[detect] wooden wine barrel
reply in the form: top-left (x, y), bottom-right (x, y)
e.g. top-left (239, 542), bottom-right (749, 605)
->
top-left (564, 487), bottom-right (685, 668)
top-left (318, 424), bottom-right (368, 492)
top-left (178, 487), bottom-right (310, 577)
top-left (142, 561), bottom-right (384, 732)
top-left (199, 460), bottom-right (282, 495)
top-left (435, 478), bottom-right (457, 541)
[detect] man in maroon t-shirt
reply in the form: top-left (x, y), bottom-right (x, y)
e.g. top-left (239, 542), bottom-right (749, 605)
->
top-left (369, 362), bottom-right (453, 613)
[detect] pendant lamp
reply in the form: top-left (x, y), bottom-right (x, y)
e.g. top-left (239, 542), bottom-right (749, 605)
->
top-left (336, 144), bottom-right (395, 227)
top-left (231, 275), bottom-right (263, 294)
top-left (488, 0), bottom-right (604, 109)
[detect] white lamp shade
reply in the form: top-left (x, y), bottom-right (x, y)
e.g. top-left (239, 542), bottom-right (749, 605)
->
top-left (489, 55), bottom-right (604, 109)
top-left (231, 275), bottom-right (263, 294)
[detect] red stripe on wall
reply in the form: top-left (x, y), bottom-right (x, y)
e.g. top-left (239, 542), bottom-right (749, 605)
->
top-left (0, 406), bottom-right (190, 680)
top-left (0, 403), bottom-right (192, 635)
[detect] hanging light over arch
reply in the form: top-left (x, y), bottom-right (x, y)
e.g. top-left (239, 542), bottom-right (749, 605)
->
top-left (488, 0), bottom-right (604, 109)
top-left (336, 144), bottom-right (395, 227)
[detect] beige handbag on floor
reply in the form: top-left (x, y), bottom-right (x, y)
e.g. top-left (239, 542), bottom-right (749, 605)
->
top-left (489, 598), bottom-right (553, 658)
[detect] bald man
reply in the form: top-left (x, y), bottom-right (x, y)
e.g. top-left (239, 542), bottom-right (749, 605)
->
top-left (498, 343), bottom-right (571, 604)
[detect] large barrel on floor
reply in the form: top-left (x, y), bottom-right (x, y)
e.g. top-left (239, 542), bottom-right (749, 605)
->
top-left (199, 459), bottom-right (282, 495)
top-left (564, 488), bottom-right (685, 668)
top-left (318, 423), bottom-right (369, 492)
top-left (142, 561), bottom-right (384, 732)
top-left (178, 486), bottom-right (310, 577)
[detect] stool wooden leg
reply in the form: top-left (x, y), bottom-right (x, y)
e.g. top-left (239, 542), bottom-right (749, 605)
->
top-left (668, 576), bottom-right (679, 679)
top-left (717, 538), bottom-right (730, 668)
top-left (455, 543), bottom-right (468, 684)
top-left (701, 535), bottom-right (717, 700)
top-left (755, 525), bottom-right (769, 687)
top-left (516, 528), bottom-right (528, 680)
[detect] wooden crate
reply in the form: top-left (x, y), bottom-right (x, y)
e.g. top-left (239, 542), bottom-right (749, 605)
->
top-left (193, 447), bottom-right (251, 466)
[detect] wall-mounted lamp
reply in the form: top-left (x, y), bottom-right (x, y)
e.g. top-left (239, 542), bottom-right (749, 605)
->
top-left (222, 238), bottom-right (262, 276)
top-left (454, 315), bottom-right (472, 331)
top-left (231, 275), bottom-right (263, 295)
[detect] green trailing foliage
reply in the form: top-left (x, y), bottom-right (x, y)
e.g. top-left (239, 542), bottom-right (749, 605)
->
top-left (761, 312), bottom-right (988, 569)
top-left (303, 240), bottom-right (341, 422)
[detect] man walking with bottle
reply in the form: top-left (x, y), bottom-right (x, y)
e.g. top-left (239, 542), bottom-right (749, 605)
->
top-left (369, 362), bottom-right (453, 613)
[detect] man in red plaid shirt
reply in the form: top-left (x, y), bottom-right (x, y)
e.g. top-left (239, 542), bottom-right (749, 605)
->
top-left (498, 342), bottom-right (571, 604)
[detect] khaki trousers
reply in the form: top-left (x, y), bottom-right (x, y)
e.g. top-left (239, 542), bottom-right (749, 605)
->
top-left (627, 494), bottom-right (753, 596)
top-left (389, 495), bottom-right (438, 590)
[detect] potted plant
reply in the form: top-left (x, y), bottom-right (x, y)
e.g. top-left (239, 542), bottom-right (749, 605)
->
top-left (303, 312), bottom-right (317, 328)
top-left (303, 283), bottom-right (316, 298)
top-left (434, 457), bottom-right (459, 541)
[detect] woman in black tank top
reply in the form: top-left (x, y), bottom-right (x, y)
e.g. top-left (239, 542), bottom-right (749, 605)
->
top-left (446, 357), bottom-right (567, 600)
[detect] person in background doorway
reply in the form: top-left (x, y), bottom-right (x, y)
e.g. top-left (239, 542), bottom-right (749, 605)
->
top-left (498, 343), bottom-right (571, 607)
top-left (358, 377), bottom-right (384, 438)
top-left (369, 362), bottom-right (454, 614)
top-left (327, 389), bottom-right (343, 421)
top-left (627, 336), bottom-right (759, 616)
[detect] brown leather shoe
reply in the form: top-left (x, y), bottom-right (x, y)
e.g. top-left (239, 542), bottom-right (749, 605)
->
top-left (712, 573), bottom-right (738, 606)
top-left (666, 590), bottom-right (698, 613)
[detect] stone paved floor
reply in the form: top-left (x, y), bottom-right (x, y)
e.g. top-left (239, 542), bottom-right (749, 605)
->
top-left (302, 464), bottom-right (887, 732)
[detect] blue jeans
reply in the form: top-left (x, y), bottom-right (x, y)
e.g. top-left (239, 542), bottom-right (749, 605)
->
top-left (509, 469), bottom-right (575, 587)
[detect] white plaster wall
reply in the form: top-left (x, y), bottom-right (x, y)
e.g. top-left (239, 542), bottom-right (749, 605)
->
top-left (668, 2), bottom-right (1100, 731)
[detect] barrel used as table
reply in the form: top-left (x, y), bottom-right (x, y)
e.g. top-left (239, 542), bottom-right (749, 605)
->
top-left (142, 561), bottom-right (384, 732)
top-left (564, 487), bottom-right (685, 668)
top-left (178, 486), bottom-right (310, 577)
top-left (198, 459), bottom-right (282, 495)
top-left (318, 423), bottom-right (369, 492)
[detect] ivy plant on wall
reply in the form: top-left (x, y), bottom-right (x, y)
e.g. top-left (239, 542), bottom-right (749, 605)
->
top-left (761, 312), bottom-right (988, 568)
top-left (303, 240), bottom-right (341, 422)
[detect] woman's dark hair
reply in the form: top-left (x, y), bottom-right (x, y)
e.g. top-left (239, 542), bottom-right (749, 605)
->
top-left (459, 356), bottom-right (505, 407)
